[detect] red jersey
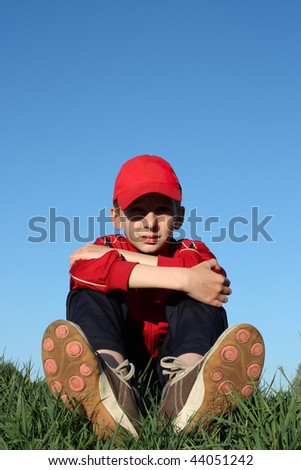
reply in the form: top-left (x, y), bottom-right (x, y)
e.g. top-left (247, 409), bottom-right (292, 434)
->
top-left (70, 235), bottom-right (225, 360)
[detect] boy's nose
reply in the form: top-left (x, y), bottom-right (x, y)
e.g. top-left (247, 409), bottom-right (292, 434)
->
top-left (144, 212), bottom-right (158, 229)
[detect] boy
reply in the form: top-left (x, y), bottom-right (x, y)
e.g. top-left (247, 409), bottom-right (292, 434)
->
top-left (42, 155), bottom-right (265, 439)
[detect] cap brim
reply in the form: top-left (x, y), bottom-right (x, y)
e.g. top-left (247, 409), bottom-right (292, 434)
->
top-left (117, 182), bottom-right (182, 210)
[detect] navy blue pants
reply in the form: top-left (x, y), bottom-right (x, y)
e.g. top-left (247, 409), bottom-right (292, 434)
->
top-left (66, 289), bottom-right (228, 384)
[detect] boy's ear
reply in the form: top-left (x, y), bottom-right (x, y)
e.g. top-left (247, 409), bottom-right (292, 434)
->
top-left (110, 206), bottom-right (123, 230)
top-left (173, 205), bottom-right (185, 230)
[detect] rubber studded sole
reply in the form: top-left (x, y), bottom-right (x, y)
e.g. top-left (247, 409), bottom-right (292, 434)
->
top-left (174, 323), bottom-right (265, 432)
top-left (42, 319), bottom-right (138, 439)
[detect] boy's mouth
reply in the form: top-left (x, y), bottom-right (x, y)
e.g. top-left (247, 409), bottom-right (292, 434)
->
top-left (141, 235), bottom-right (160, 244)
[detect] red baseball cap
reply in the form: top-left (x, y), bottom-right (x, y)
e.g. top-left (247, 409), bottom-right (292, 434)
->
top-left (113, 155), bottom-right (182, 210)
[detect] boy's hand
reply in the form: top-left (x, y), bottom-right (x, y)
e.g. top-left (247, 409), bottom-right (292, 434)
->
top-left (69, 244), bottom-right (110, 267)
top-left (185, 259), bottom-right (232, 307)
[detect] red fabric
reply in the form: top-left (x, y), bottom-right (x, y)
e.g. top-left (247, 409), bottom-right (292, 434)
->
top-left (113, 155), bottom-right (182, 209)
top-left (70, 235), bottom-right (226, 359)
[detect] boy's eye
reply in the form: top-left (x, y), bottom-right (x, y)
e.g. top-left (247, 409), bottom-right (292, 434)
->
top-left (155, 206), bottom-right (173, 214)
top-left (130, 215), bottom-right (144, 221)
top-left (127, 208), bottom-right (145, 220)
top-left (125, 204), bottom-right (174, 221)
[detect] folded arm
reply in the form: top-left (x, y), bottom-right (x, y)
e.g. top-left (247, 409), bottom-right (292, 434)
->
top-left (128, 259), bottom-right (231, 308)
top-left (69, 243), bottom-right (231, 308)
top-left (70, 243), bottom-right (158, 267)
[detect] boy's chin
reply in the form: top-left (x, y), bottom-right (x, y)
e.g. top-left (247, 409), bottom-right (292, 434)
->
top-left (135, 242), bottom-right (164, 255)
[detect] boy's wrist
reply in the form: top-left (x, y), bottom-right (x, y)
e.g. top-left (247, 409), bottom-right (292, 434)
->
top-left (178, 268), bottom-right (189, 293)
top-left (128, 264), bottom-right (186, 291)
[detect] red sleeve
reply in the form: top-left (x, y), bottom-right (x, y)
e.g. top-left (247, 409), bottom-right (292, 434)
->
top-left (157, 240), bottom-right (227, 276)
top-left (70, 249), bottom-right (138, 293)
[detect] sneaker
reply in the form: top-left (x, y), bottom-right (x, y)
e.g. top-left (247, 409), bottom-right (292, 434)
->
top-left (42, 319), bottom-right (140, 439)
top-left (159, 323), bottom-right (265, 432)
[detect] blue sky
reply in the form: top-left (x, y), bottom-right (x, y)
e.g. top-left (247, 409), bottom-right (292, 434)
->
top-left (1, 0), bottom-right (300, 387)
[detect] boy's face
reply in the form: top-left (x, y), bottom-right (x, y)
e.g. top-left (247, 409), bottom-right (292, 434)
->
top-left (111, 193), bottom-right (184, 254)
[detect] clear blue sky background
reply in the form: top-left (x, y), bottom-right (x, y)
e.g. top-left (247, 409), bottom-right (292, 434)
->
top-left (1, 0), bottom-right (300, 387)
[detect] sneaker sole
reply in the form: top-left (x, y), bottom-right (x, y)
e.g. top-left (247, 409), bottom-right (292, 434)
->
top-left (42, 319), bottom-right (138, 438)
top-left (174, 323), bottom-right (265, 432)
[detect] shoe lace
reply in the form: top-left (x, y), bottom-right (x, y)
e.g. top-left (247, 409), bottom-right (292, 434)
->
top-left (160, 356), bottom-right (190, 379)
top-left (115, 359), bottom-right (135, 381)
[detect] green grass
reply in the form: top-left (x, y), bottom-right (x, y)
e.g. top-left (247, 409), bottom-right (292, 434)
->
top-left (1, 357), bottom-right (301, 450)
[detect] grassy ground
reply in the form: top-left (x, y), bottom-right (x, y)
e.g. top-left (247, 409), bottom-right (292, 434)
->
top-left (1, 357), bottom-right (301, 450)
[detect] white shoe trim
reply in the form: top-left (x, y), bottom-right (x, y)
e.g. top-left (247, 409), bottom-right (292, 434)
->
top-left (59, 320), bottom-right (139, 437)
top-left (98, 366), bottom-right (138, 437)
top-left (173, 324), bottom-right (246, 431)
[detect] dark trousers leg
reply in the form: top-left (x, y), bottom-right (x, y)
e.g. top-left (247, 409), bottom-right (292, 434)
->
top-left (157, 294), bottom-right (228, 383)
top-left (66, 289), bottom-right (154, 374)
top-left (66, 289), bottom-right (128, 357)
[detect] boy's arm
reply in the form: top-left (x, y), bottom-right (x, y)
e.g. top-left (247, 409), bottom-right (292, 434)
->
top-left (69, 244), bottom-right (231, 308)
top-left (69, 240), bottom-right (223, 270)
top-left (128, 259), bottom-right (231, 308)
top-left (70, 243), bottom-right (158, 267)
